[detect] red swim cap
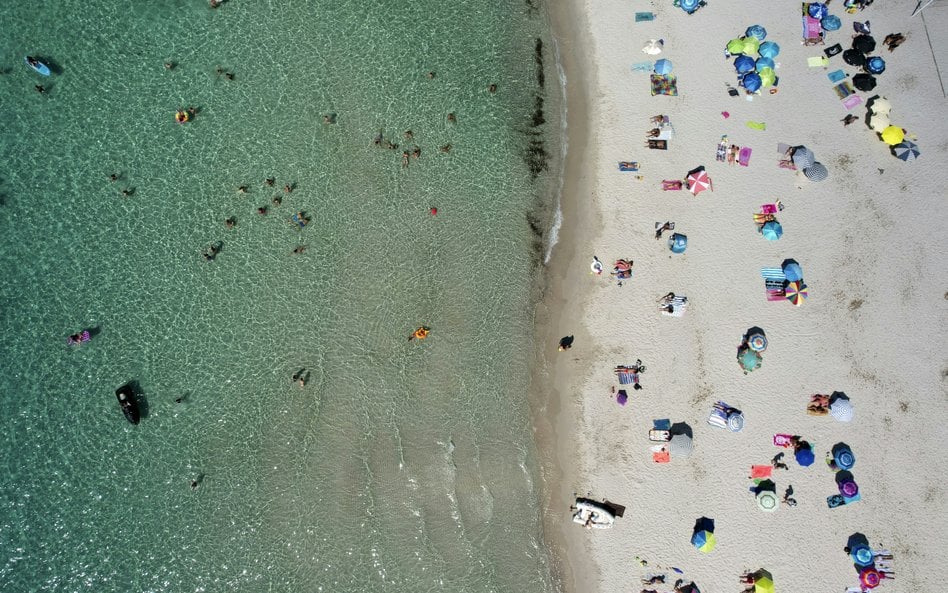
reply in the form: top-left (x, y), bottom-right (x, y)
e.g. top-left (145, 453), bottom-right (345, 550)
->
top-left (429, 207), bottom-right (438, 216)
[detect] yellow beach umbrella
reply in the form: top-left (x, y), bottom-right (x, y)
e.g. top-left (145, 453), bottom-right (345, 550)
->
top-left (742, 37), bottom-right (760, 56)
top-left (758, 67), bottom-right (776, 88)
top-left (727, 38), bottom-right (745, 55)
top-left (881, 125), bottom-right (904, 145)
top-left (754, 569), bottom-right (775, 593)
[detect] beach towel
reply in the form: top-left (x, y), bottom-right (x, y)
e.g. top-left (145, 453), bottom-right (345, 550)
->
top-left (631, 61), bottom-right (654, 73)
top-left (761, 267), bottom-right (787, 280)
top-left (827, 69), bottom-right (847, 83)
top-left (739, 147), bottom-right (752, 166)
top-left (827, 494), bottom-right (846, 508)
top-left (751, 465), bottom-right (773, 479)
top-left (649, 429), bottom-right (671, 442)
top-left (773, 433), bottom-right (795, 448)
top-left (843, 95), bottom-right (863, 110)
top-left (808, 56), bottom-right (829, 68)
top-left (653, 451), bottom-right (671, 463)
top-left (653, 418), bottom-right (671, 430)
top-left (746, 121), bottom-right (766, 131)
top-left (650, 74), bottom-right (678, 96)
top-left (761, 202), bottom-right (781, 214)
top-left (661, 298), bottom-right (688, 317)
top-left (662, 180), bottom-right (683, 191)
top-left (767, 289), bottom-right (787, 301)
top-left (647, 140), bottom-right (668, 150)
top-left (716, 139), bottom-right (728, 162)
top-left (803, 13), bottom-right (824, 45)
top-left (619, 161), bottom-right (639, 171)
top-left (824, 43), bottom-right (843, 57)
top-left (834, 81), bottom-right (855, 99)
top-left (635, 11), bottom-right (655, 22)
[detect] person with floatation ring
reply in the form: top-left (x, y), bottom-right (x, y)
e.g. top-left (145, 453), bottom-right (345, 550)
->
top-left (408, 326), bottom-right (430, 341)
top-left (175, 110), bottom-right (189, 124)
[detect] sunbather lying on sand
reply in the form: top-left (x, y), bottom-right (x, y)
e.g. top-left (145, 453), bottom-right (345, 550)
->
top-left (646, 128), bottom-right (661, 138)
top-left (650, 115), bottom-right (666, 123)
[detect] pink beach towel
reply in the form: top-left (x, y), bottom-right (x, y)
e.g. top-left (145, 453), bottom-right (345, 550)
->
top-left (739, 147), bottom-right (752, 166)
top-left (773, 433), bottom-right (795, 448)
top-left (761, 204), bottom-right (779, 214)
top-left (843, 95), bottom-right (863, 110)
top-left (751, 465), bottom-right (773, 479)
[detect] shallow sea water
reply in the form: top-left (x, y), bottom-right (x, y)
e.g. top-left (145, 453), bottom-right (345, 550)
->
top-left (0, 1), bottom-right (561, 591)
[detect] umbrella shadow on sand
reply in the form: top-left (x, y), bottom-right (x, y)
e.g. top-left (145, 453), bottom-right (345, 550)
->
top-left (670, 422), bottom-right (693, 438)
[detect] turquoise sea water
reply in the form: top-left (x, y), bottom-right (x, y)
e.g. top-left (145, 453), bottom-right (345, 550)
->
top-left (0, 1), bottom-right (561, 591)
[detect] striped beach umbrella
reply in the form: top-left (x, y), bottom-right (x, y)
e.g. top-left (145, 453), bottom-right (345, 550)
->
top-left (860, 568), bottom-right (881, 589)
top-left (747, 332), bottom-right (768, 352)
top-left (785, 281), bottom-right (808, 306)
top-left (791, 146), bottom-right (815, 169)
top-left (803, 162), bottom-right (829, 182)
top-left (686, 168), bottom-right (711, 196)
top-left (893, 140), bottom-right (920, 161)
top-left (881, 126), bottom-right (904, 145)
top-left (745, 25), bottom-right (767, 41)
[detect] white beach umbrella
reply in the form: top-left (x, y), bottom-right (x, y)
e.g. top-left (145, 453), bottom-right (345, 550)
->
top-left (869, 114), bottom-right (890, 132)
top-left (830, 398), bottom-right (854, 422)
top-left (642, 39), bottom-right (664, 55)
top-left (870, 97), bottom-right (892, 116)
top-left (668, 433), bottom-right (693, 457)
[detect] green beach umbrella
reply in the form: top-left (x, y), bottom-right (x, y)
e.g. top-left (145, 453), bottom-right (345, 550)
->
top-left (742, 37), bottom-right (760, 57)
top-left (692, 529), bottom-right (716, 553)
top-left (727, 38), bottom-right (745, 55)
top-left (758, 67), bottom-right (776, 88)
top-left (739, 348), bottom-right (762, 372)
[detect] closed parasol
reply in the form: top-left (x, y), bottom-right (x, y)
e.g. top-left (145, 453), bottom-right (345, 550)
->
top-left (785, 281), bottom-right (808, 305)
top-left (756, 490), bottom-right (778, 512)
top-left (759, 41), bottom-right (780, 59)
top-left (803, 162), bottom-right (828, 182)
top-left (654, 59), bottom-right (673, 74)
top-left (869, 114), bottom-right (890, 132)
top-left (853, 73), bottom-right (877, 92)
top-left (668, 433), bottom-right (693, 457)
top-left (761, 220), bottom-right (783, 241)
top-left (686, 168), bottom-right (711, 196)
top-left (852, 34), bottom-right (876, 54)
top-left (734, 55), bottom-right (756, 74)
top-left (791, 146), bottom-right (815, 169)
top-left (893, 140), bottom-right (920, 161)
top-left (881, 125), bottom-right (904, 145)
top-left (745, 25), bottom-right (767, 41)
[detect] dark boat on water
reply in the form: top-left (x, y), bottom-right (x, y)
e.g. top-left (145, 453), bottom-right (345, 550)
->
top-left (115, 383), bottom-right (140, 424)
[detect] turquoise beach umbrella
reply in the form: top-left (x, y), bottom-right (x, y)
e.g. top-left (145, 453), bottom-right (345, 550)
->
top-left (759, 41), bottom-right (780, 59)
top-left (755, 57), bottom-right (775, 72)
top-left (745, 25), bottom-right (767, 41)
top-left (761, 220), bottom-right (783, 240)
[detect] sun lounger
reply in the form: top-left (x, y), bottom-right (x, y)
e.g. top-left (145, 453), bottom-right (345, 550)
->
top-left (635, 11), bottom-right (655, 22)
top-left (739, 147), bottom-right (752, 166)
top-left (618, 161), bottom-right (639, 171)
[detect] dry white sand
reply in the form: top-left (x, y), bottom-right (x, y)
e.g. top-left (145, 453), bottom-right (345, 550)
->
top-left (536, 2), bottom-right (948, 592)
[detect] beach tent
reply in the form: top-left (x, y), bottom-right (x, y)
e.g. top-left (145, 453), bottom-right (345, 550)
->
top-left (745, 25), bottom-right (767, 41)
top-left (804, 162), bottom-right (828, 182)
top-left (735, 55), bottom-right (756, 74)
top-left (893, 140), bottom-right (920, 161)
top-left (881, 125), bottom-right (904, 145)
top-left (759, 41), bottom-right (780, 59)
top-left (761, 220), bottom-right (783, 241)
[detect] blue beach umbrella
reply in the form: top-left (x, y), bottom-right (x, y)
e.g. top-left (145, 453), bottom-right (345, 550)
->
top-left (755, 57), bottom-right (775, 72)
top-left (759, 41), bottom-right (780, 59)
top-left (893, 141), bottom-right (920, 161)
top-left (851, 545), bottom-right (874, 567)
top-left (734, 55), bottom-right (756, 74)
top-left (761, 221), bottom-right (783, 241)
top-left (834, 445), bottom-right (856, 471)
top-left (680, 0), bottom-right (700, 13)
top-left (866, 56), bottom-right (885, 75)
top-left (745, 25), bottom-right (767, 41)
top-left (795, 447), bottom-right (815, 467)
top-left (741, 72), bottom-right (762, 92)
top-left (808, 3), bottom-right (828, 19)
top-left (782, 261), bottom-right (803, 282)
top-left (654, 59), bottom-right (673, 75)
top-left (669, 233), bottom-right (688, 254)
top-left (821, 15), bottom-right (842, 31)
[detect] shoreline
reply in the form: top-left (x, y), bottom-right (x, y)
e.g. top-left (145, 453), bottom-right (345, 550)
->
top-left (531, 0), bottom-right (599, 590)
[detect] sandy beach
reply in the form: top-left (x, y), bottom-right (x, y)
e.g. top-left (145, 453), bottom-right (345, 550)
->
top-left (536, 2), bottom-right (948, 592)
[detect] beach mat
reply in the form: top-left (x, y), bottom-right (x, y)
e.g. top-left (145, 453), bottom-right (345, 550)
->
top-left (631, 61), bottom-right (653, 73)
top-left (650, 74), bottom-right (678, 96)
top-left (827, 69), bottom-right (847, 83)
top-left (635, 11), bottom-right (655, 22)
top-left (619, 161), bottom-right (639, 171)
top-left (843, 95), bottom-right (863, 110)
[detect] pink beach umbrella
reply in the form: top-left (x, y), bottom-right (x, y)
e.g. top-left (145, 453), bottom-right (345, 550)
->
top-left (686, 169), bottom-right (712, 196)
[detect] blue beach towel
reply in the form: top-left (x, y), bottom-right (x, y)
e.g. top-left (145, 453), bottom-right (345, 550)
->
top-left (827, 69), bottom-right (847, 83)
top-left (631, 61), bottom-right (653, 73)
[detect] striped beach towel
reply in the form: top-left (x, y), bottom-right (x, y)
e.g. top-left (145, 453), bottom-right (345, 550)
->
top-left (760, 267), bottom-right (787, 281)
